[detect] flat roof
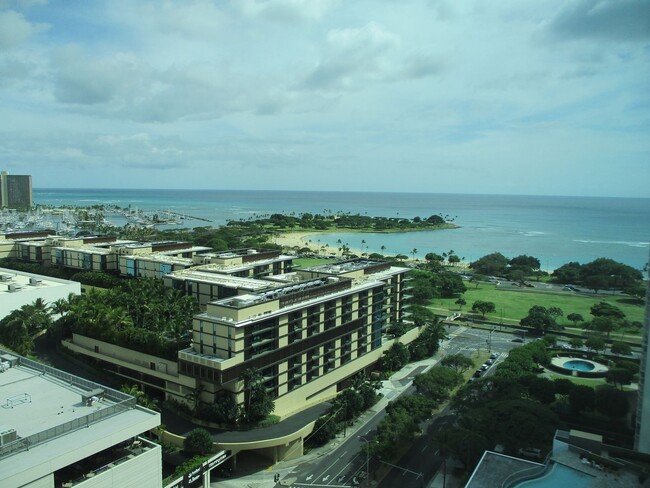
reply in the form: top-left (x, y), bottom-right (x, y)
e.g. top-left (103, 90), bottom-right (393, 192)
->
top-left (121, 253), bottom-right (195, 266)
top-left (167, 268), bottom-right (273, 290)
top-left (466, 451), bottom-right (542, 488)
top-left (0, 351), bottom-right (160, 485)
top-left (204, 276), bottom-right (383, 326)
top-left (52, 244), bottom-right (114, 255)
top-left (0, 267), bottom-right (78, 293)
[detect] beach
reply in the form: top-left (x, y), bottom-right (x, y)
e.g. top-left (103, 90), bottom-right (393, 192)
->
top-left (275, 231), bottom-right (344, 257)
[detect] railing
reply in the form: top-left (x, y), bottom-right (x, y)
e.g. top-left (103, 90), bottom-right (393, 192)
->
top-left (501, 450), bottom-right (554, 488)
top-left (0, 348), bottom-right (136, 461)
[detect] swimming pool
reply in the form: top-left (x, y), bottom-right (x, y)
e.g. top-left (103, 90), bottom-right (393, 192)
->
top-left (562, 360), bottom-right (596, 372)
top-left (517, 462), bottom-right (595, 487)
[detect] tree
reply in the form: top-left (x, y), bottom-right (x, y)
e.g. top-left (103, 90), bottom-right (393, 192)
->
top-left (413, 366), bottom-right (463, 405)
top-left (471, 300), bottom-right (496, 318)
top-left (183, 428), bottom-right (213, 456)
top-left (308, 415), bottom-right (338, 446)
top-left (409, 304), bottom-right (436, 327)
top-left (606, 368), bottom-right (634, 389)
top-left (569, 337), bottom-right (584, 349)
top-left (379, 342), bottom-right (410, 372)
top-left (595, 386), bottom-right (629, 419)
top-left (568, 384), bottom-right (595, 414)
top-left (455, 298), bottom-right (467, 310)
top-left (583, 274), bottom-right (609, 294)
top-left (581, 258), bottom-right (642, 291)
top-left (409, 320), bottom-right (446, 360)
top-left (552, 262), bottom-right (582, 284)
top-left (520, 306), bottom-right (557, 334)
top-left (567, 313), bottom-right (584, 327)
top-left (585, 335), bottom-right (606, 353)
top-left (610, 341), bottom-right (632, 356)
top-left (440, 353), bottom-right (474, 373)
top-left (525, 377), bottom-right (556, 405)
top-left (590, 302), bottom-right (626, 321)
top-left (509, 255), bottom-right (541, 271)
top-left (470, 252), bottom-right (509, 276)
top-left (590, 316), bottom-right (619, 338)
top-left (240, 367), bottom-right (275, 424)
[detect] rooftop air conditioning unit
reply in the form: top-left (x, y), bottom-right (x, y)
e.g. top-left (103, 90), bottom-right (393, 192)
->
top-left (0, 274), bottom-right (10, 282)
top-left (29, 277), bottom-right (42, 285)
top-left (0, 428), bottom-right (17, 446)
top-left (8, 284), bottom-right (18, 292)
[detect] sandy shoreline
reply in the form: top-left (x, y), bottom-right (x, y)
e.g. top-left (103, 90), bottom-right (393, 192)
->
top-left (274, 230), bottom-right (471, 269)
top-left (275, 231), bottom-right (343, 256)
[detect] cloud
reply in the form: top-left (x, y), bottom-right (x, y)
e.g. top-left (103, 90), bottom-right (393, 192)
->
top-left (301, 22), bottom-right (400, 91)
top-left (239, 0), bottom-right (336, 22)
top-left (123, 0), bottom-right (225, 40)
top-left (0, 9), bottom-right (47, 49)
top-left (547, 0), bottom-right (650, 41)
top-left (51, 45), bottom-right (144, 105)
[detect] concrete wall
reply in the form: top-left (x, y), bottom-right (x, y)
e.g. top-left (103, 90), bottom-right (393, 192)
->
top-left (75, 443), bottom-right (162, 488)
top-left (65, 335), bottom-right (196, 394)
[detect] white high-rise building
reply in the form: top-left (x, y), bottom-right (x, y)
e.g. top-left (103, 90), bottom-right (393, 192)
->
top-left (635, 253), bottom-right (650, 453)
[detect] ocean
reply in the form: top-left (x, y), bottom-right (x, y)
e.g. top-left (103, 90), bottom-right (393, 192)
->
top-left (33, 189), bottom-right (649, 272)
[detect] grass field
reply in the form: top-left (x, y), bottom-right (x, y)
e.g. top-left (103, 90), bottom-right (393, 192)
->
top-left (432, 283), bottom-right (645, 335)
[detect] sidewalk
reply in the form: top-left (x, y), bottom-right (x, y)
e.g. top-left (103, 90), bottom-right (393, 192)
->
top-left (214, 326), bottom-right (466, 487)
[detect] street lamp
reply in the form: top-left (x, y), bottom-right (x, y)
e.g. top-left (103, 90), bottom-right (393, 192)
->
top-left (359, 435), bottom-right (370, 486)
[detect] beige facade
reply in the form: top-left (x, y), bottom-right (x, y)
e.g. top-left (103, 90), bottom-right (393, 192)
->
top-left (64, 334), bottom-right (197, 402)
top-left (178, 260), bottom-right (410, 419)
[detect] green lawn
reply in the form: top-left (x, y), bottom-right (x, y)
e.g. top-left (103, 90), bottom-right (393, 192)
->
top-left (433, 283), bottom-right (645, 335)
top-left (294, 257), bottom-right (331, 269)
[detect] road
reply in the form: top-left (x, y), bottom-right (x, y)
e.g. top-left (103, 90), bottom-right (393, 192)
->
top-left (284, 326), bottom-right (521, 488)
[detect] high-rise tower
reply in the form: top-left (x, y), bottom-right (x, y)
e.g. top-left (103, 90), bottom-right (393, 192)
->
top-left (0, 170), bottom-right (32, 208)
top-left (635, 251), bottom-right (650, 453)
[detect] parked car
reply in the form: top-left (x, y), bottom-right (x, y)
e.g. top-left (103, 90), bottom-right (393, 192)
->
top-left (473, 370), bottom-right (483, 378)
top-left (490, 352), bottom-right (499, 360)
top-left (512, 338), bottom-right (524, 343)
top-left (486, 359), bottom-right (494, 365)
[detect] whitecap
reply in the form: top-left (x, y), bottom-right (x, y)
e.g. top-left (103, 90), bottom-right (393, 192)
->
top-left (573, 239), bottom-right (649, 248)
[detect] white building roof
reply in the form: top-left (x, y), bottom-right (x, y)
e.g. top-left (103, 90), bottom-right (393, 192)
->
top-left (0, 352), bottom-right (160, 487)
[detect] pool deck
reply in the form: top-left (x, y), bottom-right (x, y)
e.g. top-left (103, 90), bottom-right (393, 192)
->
top-left (550, 357), bottom-right (609, 374)
top-left (552, 451), bottom-right (639, 487)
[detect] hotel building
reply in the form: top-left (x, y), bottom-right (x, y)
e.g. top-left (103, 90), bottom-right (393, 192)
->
top-left (178, 259), bottom-right (411, 418)
top-left (64, 258), bottom-right (412, 420)
top-left (0, 171), bottom-right (32, 209)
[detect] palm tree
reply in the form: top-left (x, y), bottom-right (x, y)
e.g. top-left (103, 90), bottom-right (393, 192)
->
top-left (411, 248), bottom-right (418, 261)
top-left (380, 245), bottom-right (386, 256)
top-left (241, 368), bottom-right (263, 423)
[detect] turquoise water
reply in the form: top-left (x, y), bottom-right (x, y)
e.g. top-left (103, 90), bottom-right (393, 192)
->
top-left (562, 360), bottom-right (595, 372)
top-left (517, 462), bottom-right (595, 487)
top-left (33, 189), bottom-right (650, 271)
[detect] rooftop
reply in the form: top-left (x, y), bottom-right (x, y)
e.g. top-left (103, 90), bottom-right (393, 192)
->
top-left (166, 268), bottom-right (273, 290)
top-left (0, 267), bottom-right (78, 296)
top-left (0, 350), bottom-right (160, 485)
top-left (302, 259), bottom-right (392, 275)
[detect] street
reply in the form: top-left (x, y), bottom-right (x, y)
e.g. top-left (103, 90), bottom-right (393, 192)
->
top-left (279, 326), bottom-right (521, 488)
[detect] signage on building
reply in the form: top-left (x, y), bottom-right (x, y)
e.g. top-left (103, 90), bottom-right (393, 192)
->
top-left (165, 450), bottom-right (229, 488)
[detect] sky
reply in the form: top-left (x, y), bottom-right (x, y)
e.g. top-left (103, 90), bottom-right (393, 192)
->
top-left (0, 0), bottom-right (649, 197)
